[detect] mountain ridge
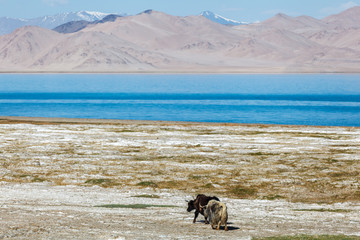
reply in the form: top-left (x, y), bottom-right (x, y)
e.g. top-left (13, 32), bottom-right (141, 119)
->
top-left (1, 7), bottom-right (360, 73)
top-left (0, 11), bottom-right (121, 35)
top-left (0, 10), bottom-right (245, 35)
top-left (200, 11), bottom-right (247, 26)
top-left (53, 14), bottom-right (123, 34)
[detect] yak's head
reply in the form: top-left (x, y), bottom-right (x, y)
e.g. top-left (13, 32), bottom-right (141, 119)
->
top-left (186, 200), bottom-right (195, 212)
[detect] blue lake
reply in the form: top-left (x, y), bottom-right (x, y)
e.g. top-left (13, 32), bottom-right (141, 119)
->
top-left (0, 74), bottom-right (359, 126)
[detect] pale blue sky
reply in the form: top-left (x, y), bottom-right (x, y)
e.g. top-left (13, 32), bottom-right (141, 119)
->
top-left (1, 0), bottom-right (359, 22)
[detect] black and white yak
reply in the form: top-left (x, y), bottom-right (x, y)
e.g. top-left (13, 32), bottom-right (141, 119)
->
top-left (202, 199), bottom-right (228, 231)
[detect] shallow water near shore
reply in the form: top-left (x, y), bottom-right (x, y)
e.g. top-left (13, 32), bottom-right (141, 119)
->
top-left (0, 74), bottom-right (359, 126)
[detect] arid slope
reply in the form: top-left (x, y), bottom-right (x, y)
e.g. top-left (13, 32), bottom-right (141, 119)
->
top-left (1, 8), bottom-right (360, 72)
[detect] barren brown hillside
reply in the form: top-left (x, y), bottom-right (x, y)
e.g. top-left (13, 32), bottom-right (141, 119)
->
top-left (1, 7), bottom-right (360, 72)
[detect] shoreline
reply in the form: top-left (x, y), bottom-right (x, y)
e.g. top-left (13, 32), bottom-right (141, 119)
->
top-left (1, 116), bottom-right (359, 129)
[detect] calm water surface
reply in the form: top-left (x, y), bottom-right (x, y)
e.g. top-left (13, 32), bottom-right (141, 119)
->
top-left (0, 74), bottom-right (359, 126)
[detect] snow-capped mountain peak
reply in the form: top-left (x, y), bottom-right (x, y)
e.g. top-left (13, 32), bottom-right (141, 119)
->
top-left (200, 10), bottom-right (247, 26)
top-left (75, 11), bottom-right (110, 21)
top-left (0, 10), bottom-right (123, 35)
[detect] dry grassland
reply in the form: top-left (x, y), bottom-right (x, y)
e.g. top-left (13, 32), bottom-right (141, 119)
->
top-left (1, 118), bottom-right (359, 204)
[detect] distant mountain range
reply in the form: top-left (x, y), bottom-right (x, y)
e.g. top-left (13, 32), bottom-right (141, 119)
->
top-left (200, 11), bottom-right (247, 25)
top-left (53, 10), bottom-right (246, 34)
top-left (1, 7), bottom-right (360, 73)
top-left (0, 10), bottom-right (243, 35)
top-left (0, 11), bottom-right (122, 35)
top-left (53, 14), bottom-right (123, 34)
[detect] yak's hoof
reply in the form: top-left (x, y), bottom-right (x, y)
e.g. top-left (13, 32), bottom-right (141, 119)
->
top-left (225, 226), bottom-right (228, 231)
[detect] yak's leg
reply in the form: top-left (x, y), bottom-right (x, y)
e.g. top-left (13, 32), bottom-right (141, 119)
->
top-left (225, 222), bottom-right (228, 231)
top-left (193, 211), bottom-right (199, 223)
top-left (216, 222), bottom-right (221, 230)
top-left (211, 224), bottom-right (215, 229)
top-left (204, 216), bottom-right (208, 224)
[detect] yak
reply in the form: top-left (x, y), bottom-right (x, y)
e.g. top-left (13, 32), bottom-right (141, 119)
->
top-left (186, 194), bottom-right (220, 224)
top-left (202, 200), bottom-right (228, 231)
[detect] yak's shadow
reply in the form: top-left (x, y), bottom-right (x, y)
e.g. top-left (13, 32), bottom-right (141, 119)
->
top-left (196, 221), bottom-right (240, 231)
top-left (224, 226), bottom-right (240, 231)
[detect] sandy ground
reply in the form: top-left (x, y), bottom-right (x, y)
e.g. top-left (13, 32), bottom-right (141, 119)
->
top-left (0, 117), bottom-right (360, 239)
top-left (1, 183), bottom-right (360, 240)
